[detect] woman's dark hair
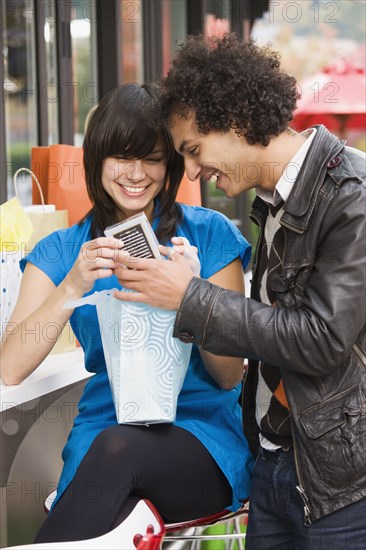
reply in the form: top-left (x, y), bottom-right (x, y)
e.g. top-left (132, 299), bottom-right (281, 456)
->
top-left (159, 34), bottom-right (300, 146)
top-left (82, 83), bottom-right (184, 243)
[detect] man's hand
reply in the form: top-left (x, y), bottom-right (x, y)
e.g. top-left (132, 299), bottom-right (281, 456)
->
top-left (114, 245), bottom-right (195, 310)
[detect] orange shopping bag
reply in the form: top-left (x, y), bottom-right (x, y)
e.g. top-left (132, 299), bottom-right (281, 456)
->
top-left (31, 145), bottom-right (92, 226)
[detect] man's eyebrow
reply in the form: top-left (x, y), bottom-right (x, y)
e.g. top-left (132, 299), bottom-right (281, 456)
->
top-left (178, 140), bottom-right (190, 154)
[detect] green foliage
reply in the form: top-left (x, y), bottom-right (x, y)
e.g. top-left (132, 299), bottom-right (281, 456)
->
top-left (8, 141), bottom-right (30, 169)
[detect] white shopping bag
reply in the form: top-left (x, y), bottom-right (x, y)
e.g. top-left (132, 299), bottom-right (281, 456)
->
top-left (66, 290), bottom-right (192, 424)
top-left (98, 294), bottom-right (192, 424)
top-left (0, 248), bottom-right (23, 339)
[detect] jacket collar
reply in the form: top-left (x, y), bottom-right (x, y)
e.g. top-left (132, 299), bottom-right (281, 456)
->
top-left (251, 126), bottom-right (349, 233)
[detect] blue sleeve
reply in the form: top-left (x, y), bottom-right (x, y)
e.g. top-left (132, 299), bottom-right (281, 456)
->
top-left (178, 205), bottom-right (252, 280)
top-left (19, 229), bottom-right (77, 286)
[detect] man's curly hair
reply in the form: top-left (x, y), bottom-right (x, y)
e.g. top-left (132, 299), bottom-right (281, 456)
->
top-left (159, 34), bottom-right (300, 146)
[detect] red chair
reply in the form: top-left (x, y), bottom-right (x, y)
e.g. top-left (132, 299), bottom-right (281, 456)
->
top-left (43, 492), bottom-right (247, 549)
top-left (43, 491), bottom-right (248, 549)
top-left (164, 503), bottom-right (248, 549)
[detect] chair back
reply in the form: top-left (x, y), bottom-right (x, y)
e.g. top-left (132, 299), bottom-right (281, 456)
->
top-left (176, 174), bottom-right (201, 206)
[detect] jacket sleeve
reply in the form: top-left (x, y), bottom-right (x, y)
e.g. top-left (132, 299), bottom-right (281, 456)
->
top-left (173, 180), bottom-right (366, 377)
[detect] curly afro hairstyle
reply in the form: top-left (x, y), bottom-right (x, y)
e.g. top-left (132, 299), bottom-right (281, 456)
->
top-left (159, 34), bottom-right (300, 146)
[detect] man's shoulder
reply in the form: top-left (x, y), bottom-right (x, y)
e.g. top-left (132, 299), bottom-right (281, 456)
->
top-left (343, 146), bottom-right (366, 180)
top-left (324, 145), bottom-right (366, 192)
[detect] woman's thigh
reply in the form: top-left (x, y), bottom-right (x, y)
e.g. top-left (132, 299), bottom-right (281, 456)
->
top-left (94, 423), bottom-right (232, 522)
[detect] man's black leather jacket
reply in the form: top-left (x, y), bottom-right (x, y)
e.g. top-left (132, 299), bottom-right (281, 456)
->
top-left (173, 126), bottom-right (366, 522)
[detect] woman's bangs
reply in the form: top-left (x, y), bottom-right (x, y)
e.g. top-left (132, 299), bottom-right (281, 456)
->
top-left (105, 104), bottom-right (159, 160)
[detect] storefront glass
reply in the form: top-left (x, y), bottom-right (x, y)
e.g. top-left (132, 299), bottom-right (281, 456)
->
top-left (202, 1), bottom-right (238, 224)
top-left (120, 0), bottom-right (143, 83)
top-left (71, 0), bottom-right (98, 145)
top-left (44, 0), bottom-right (59, 145)
top-left (2, 0), bottom-right (37, 202)
top-left (162, 0), bottom-right (187, 76)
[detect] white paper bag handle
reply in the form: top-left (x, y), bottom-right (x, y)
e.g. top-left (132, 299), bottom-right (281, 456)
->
top-left (13, 167), bottom-right (46, 212)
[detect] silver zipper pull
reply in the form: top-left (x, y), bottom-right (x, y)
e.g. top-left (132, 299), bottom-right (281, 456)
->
top-left (296, 485), bottom-right (312, 526)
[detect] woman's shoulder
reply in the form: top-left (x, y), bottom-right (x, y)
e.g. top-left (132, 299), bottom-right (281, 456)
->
top-left (177, 203), bottom-right (245, 240)
top-left (176, 203), bottom-right (252, 272)
top-left (54, 216), bottom-right (92, 240)
top-left (37, 216), bottom-right (92, 249)
top-left (178, 203), bottom-right (235, 227)
top-left (179, 203), bottom-right (223, 218)
top-left (20, 215), bottom-right (93, 278)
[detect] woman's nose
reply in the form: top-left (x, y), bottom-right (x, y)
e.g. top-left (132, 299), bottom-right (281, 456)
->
top-left (125, 160), bottom-right (146, 182)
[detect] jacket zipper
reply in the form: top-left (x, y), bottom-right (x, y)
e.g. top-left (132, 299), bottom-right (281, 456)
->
top-left (290, 419), bottom-right (312, 526)
top-left (292, 348), bottom-right (365, 526)
top-left (296, 483), bottom-right (312, 526)
top-left (293, 438), bottom-right (312, 525)
top-left (253, 203), bottom-right (312, 525)
top-left (352, 343), bottom-right (366, 368)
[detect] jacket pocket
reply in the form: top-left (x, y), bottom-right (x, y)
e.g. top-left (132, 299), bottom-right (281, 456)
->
top-left (299, 384), bottom-right (366, 487)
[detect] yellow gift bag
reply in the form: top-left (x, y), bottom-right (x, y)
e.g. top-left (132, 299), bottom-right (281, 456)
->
top-left (0, 197), bottom-right (33, 338)
top-left (13, 168), bottom-right (69, 251)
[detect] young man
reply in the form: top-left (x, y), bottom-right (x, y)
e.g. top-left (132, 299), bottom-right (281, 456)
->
top-left (115, 34), bottom-right (366, 548)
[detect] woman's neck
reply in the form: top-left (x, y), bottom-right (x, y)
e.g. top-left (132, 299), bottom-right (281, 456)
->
top-left (116, 200), bottom-right (155, 224)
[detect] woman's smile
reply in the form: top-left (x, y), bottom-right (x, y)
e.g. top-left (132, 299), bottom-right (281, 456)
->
top-left (118, 183), bottom-right (150, 197)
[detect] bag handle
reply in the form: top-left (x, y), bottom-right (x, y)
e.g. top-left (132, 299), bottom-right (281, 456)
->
top-left (13, 168), bottom-right (46, 211)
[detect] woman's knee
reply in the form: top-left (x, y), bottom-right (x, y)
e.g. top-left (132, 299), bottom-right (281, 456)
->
top-left (89, 426), bottom-right (151, 465)
top-left (90, 426), bottom-right (130, 460)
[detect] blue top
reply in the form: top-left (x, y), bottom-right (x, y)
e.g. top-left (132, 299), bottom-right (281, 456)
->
top-left (21, 203), bottom-right (253, 511)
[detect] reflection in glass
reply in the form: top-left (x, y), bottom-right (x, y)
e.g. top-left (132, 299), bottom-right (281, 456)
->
top-left (71, 0), bottom-right (98, 145)
top-left (120, 0), bottom-right (143, 84)
top-left (202, 2), bottom-right (234, 223)
top-left (162, 0), bottom-right (187, 76)
top-left (3, 0), bottom-right (37, 203)
top-left (44, 1), bottom-right (59, 144)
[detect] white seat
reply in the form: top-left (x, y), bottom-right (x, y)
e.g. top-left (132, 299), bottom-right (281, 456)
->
top-left (2, 499), bottom-right (165, 550)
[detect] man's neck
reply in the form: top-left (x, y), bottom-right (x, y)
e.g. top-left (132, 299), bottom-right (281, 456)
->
top-left (258, 130), bottom-right (308, 191)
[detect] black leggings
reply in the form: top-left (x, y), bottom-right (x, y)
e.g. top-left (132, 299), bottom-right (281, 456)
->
top-left (35, 424), bottom-right (232, 542)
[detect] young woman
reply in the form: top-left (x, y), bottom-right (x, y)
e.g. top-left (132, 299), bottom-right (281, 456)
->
top-left (1, 83), bottom-right (253, 543)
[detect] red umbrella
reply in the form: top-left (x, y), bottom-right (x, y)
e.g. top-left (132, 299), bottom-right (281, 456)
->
top-left (292, 60), bottom-right (366, 138)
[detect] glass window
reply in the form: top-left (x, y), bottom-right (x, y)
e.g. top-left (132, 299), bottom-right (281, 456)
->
top-left (71, 0), bottom-right (98, 145)
top-left (120, 0), bottom-right (143, 84)
top-left (201, 1), bottom-right (237, 223)
top-left (162, 0), bottom-right (187, 76)
top-left (203, 0), bottom-right (230, 37)
top-left (3, 0), bottom-right (37, 204)
top-left (43, 0), bottom-right (59, 144)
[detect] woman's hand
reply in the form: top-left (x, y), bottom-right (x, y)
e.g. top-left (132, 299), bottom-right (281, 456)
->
top-left (170, 237), bottom-right (201, 276)
top-left (64, 237), bottom-right (124, 298)
top-left (1, 237), bottom-right (125, 385)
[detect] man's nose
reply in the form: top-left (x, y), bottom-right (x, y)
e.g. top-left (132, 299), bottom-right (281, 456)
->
top-left (184, 158), bottom-right (201, 182)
